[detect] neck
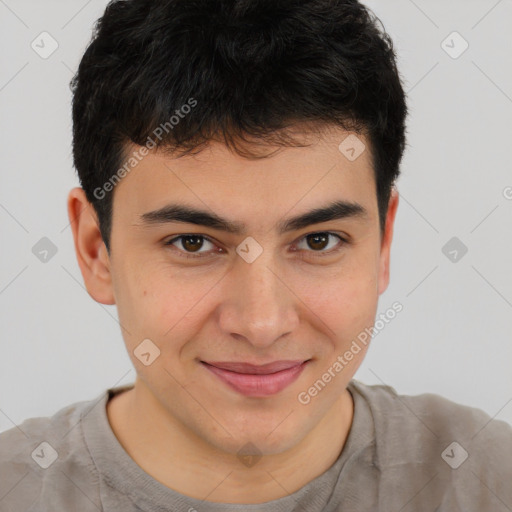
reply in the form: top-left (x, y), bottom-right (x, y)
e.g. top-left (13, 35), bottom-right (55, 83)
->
top-left (107, 381), bottom-right (354, 504)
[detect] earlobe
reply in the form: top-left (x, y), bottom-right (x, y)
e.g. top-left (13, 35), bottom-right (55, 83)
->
top-left (67, 187), bottom-right (116, 305)
top-left (377, 187), bottom-right (399, 295)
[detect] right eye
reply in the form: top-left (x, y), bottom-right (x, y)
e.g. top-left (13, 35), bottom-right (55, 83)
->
top-left (164, 234), bottom-right (221, 259)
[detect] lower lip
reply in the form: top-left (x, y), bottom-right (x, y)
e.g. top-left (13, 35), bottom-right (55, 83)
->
top-left (201, 361), bottom-right (309, 397)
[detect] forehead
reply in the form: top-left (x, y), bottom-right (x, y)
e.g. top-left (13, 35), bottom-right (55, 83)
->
top-left (112, 127), bottom-right (377, 221)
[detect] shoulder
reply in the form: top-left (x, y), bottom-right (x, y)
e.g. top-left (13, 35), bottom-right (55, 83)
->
top-left (0, 392), bottom-right (106, 511)
top-left (350, 379), bottom-right (512, 463)
top-left (349, 379), bottom-right (512, 509)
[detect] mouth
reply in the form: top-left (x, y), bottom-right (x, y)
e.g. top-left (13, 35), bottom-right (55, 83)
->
top-left (200, 359), bottom-right (311, 397)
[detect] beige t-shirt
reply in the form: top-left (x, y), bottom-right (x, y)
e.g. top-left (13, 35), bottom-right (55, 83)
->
top-left (1, 379), bottom-right (511, 511)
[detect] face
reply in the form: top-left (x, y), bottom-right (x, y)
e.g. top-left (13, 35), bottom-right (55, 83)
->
top-left (71, 125), bottom-right (398, 456)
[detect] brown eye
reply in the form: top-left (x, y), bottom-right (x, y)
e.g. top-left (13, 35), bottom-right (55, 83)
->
top-left (306, 233), bottom-right (329, 251)
top-left (295, 232), bottom-right (346, 255)
top-left (165, 234), bottom-right (217, 257)
top-left (181, 235), bottom-right (204, 252)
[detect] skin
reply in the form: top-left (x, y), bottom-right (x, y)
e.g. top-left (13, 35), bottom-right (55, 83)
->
top-left (67, 125), bottom-right (399, 504)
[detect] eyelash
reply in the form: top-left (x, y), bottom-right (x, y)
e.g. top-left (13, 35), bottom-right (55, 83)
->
top-left (164, 232), bottom-right (349, 260)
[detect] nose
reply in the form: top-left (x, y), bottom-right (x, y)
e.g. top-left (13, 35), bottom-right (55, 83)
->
top-left (217, 250), bottom-right (300, 349)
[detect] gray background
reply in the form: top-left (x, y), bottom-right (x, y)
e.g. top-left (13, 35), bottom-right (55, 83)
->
top-left (1, 0), bottom-right (511, 433)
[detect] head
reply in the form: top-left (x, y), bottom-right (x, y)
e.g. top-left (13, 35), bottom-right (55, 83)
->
top-left (68, 0), bottom-right (407, 456)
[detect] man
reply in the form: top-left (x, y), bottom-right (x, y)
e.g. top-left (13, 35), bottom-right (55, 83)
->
top-left (1, 0), bottom-right (511, 510)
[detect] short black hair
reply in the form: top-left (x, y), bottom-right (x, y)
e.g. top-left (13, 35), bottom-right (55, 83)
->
top-left (71, 0), bottom-right (408, 252)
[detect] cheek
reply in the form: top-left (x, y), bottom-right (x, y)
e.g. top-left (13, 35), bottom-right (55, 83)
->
top-left (292, 258), bottom-right (379, 334)
top-left (144, 267), bottom-right (221, 338)
top-left (111, 259), bottom-right (176, 343)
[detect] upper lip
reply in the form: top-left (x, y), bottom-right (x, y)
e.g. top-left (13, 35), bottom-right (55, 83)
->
top-left (202, 360), bottom-right (309, 375)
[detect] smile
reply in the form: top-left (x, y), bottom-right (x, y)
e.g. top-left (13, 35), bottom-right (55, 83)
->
top-left (200, 360), bottom-right (311, 397)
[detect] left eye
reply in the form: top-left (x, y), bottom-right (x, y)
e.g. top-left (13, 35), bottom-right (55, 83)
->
top-left (165, 232), bottom-right (346, 259)
top-left (294, 232), bottom-right (344, 253)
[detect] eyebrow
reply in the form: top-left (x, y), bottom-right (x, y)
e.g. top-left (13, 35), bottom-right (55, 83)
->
top-left (139, 199), bottom-right (369, 235)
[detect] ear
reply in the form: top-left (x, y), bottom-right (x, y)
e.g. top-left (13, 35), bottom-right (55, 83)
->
top-left (377, 187), bottom-right (399, 295)
top-left (67, 187), bottom-right (115, 305)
